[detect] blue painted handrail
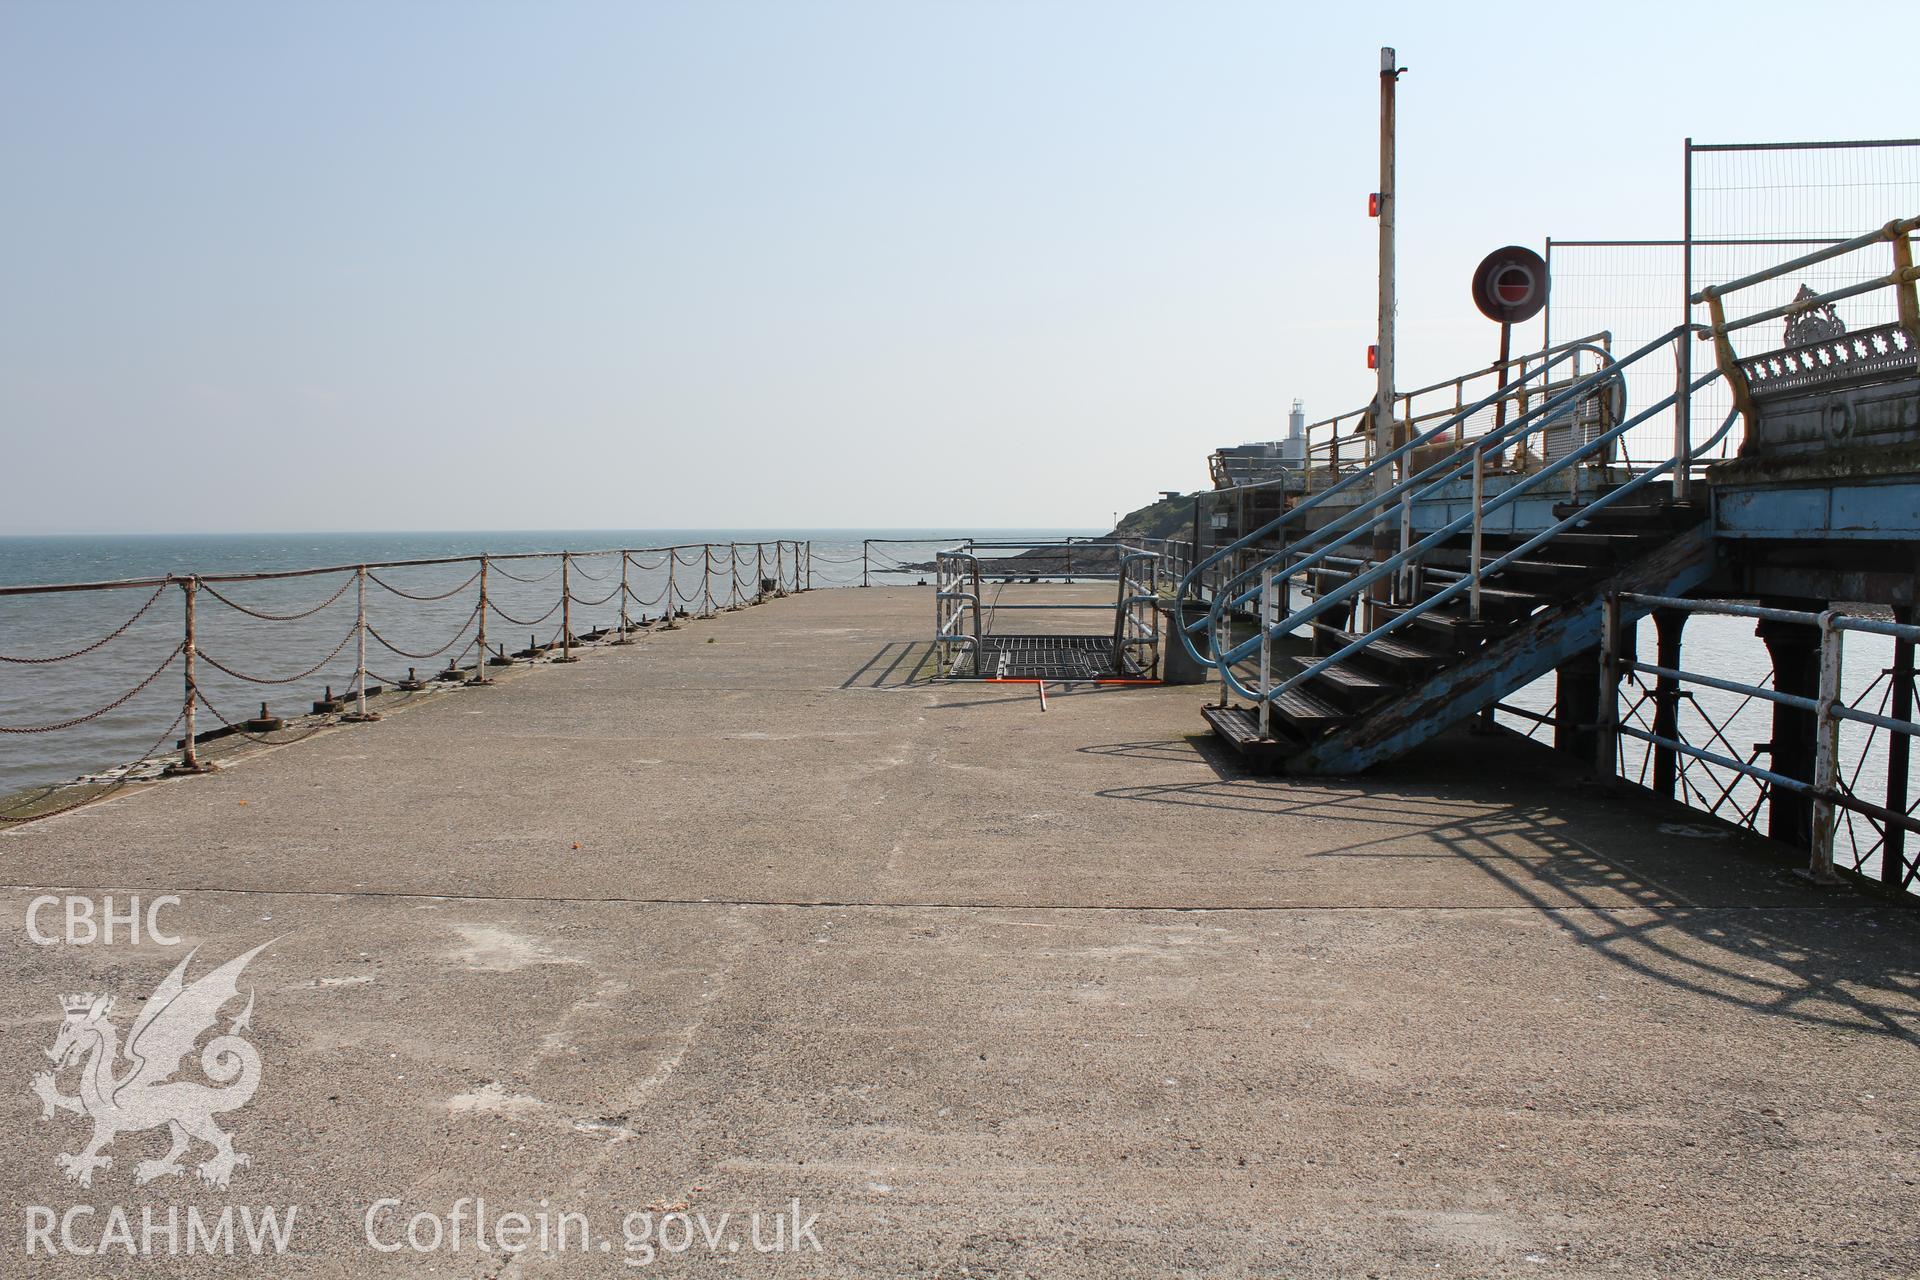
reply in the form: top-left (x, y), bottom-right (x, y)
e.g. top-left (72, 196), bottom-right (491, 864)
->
top-left (1169, 341), bottom-right (1613, 666)
top-left (1209, 366), bottom-right (1733, 707)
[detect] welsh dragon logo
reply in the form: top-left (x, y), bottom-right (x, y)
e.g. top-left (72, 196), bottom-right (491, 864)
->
top-left (31, 942), bottom-right (271, 1189)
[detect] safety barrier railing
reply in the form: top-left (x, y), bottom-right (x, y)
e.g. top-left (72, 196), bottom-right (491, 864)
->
top-left (931, 542), bottom-right (1166, 680)
top-left (0, 540), bottom-right (812, 823)
top-left (1287, 330), bottom-right (1614, 483)
top-left (1692, 214), bottom-right (1920, 439)
top-left (1599, 595), bottom-right (1920, 895)
top-left (1219, 337), bottom-right (1727, 711)
top-left (933, 552), bottom-right (984, 677)
top-left (1172, 334), bottom-right (1628, 670)
top-left (1113, 551), bottom-right (1163, 678)
top-left (1186, 220), bottom-right (1919, 734)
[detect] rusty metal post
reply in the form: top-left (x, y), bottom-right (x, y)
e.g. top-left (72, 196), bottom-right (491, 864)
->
top-left (1595, 593), bottom-right (1622, 776)
top-left (555, 554), bottom-right (578, 662)
top-left (729, 543), bottom-right (740, 610)
top-left (805, 541), bottom-right (812, 591)
top-left (168, 576), bottom-right (210, 774)
top-left (342, 566), bottom-right (380, 721)
top-left (1888, 219), bottom-right (1919, 335)
top-left (861, 540), bottom-right (870, 588)
top-left (467, 556), bottom-right (496, 682)
top-left (1258, 567), bottom-right (1274, 740)
top-left (662, 553), bottom-right (679, 629)
top-left (614, 552), bottom-right (633, 642)
top-left (776, 542), bottom-right (785, 595)
top-left (1469, 442), bottom-right (1486, 621)
top-left (1885, 605), bottom-right (1914, 888)
top-left (1807, 610), bottom-right (1845, 882)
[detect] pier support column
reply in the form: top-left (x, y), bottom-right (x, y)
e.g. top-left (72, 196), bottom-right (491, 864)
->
top-left (1757, 603), bottom-right (1824, 850)
top-left (1555, 648), bottom-right (1601, 762)
top-left (1651, 608), bottom-right (1688, 800)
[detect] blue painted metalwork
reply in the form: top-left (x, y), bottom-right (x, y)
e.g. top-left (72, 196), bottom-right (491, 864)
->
top-left (1716, 481), bottom-right (1920, 540)
top-left (1293, 528), bottom-right (1717, 772)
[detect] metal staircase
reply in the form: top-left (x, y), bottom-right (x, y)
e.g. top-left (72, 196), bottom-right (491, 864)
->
top-left (1176, 326), bottom-right (1736, 774)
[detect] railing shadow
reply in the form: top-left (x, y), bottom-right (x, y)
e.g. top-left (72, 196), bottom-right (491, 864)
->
top-left (840, 641), bottom-right (940, 689)
top-left (1083, 733), bottom-right (1920, 1041)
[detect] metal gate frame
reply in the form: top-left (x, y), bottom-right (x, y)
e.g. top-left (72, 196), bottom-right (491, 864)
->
top-left (933, 543), bottom-right (1161, 681)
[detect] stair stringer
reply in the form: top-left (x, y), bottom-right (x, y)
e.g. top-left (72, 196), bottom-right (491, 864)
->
top-left (1283, 523), bottom-right (1717, 774)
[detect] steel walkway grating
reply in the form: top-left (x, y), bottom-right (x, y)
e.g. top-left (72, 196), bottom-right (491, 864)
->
top-left (976, 634), bottom-right (1138, 681)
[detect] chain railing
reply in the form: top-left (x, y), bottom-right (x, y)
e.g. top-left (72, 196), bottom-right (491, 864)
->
top-left (0, 540), bottom-right (812, 823)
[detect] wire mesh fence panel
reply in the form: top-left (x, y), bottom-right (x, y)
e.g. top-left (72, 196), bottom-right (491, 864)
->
top-left (1544, 241), bottom-right (1686, 468)
top-left (1688, 140), bottom-right (1920, 455)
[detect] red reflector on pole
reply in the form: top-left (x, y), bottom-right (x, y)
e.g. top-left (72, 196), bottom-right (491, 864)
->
top-left (1368, 192), bottom-right (1380, 217)
top-left (1367, 344), bottom-right (1379, 369)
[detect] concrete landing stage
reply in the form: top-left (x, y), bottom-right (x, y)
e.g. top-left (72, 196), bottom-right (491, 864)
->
top-left (1, 586), bottom-right (1915, 1277)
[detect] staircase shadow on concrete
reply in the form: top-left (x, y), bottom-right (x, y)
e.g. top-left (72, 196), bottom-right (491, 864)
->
top-left (1081, 728), bottom-right (1920, 1041)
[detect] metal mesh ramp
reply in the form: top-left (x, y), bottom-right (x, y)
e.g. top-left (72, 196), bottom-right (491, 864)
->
top-left (978, 635), bottom-right (1138, 680)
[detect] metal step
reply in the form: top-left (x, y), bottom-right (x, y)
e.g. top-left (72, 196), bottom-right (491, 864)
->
top-left (1370, 601), bottom-right (1494, 650)
top-left (1200, 704), bottom-right (1294, 766)
top-left (1310, 622), bottom-right (1446, 674)
top-left (1420, 549), bottom-right (1597, 584)
top-left (1285, 655), bottom-right (1393, 712)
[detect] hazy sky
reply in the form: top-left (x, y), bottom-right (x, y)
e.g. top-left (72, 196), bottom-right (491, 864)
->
top-left (1, 2), bottom-right (1907, 534)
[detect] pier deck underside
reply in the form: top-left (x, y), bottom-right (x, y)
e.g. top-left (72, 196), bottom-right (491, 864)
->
top-left (2, 586), bottom-right (1915, 1277)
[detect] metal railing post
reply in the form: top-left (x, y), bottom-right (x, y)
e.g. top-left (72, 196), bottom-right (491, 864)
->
top-left (756, 543), bottom-right (766, 600)
top-left (468, 555), bottom-right (496, 682)
top-left (862, 540), bottom-right (870, 588)
top-left (1887, 606), bottom-right (1915, 888)
top-left (1893, 221), bottom-right (1920, 338)
top-left (1258, 568), bottom-right (1274, 739)
top-left (343, 565), bottom-right (380, 721)
top-left (805, 541), bottom-right (812, 591)
top-left (1470, 443), bottom-right (1486, 621)
top-left (663, 553), bottom-right (678, 628)
top-left (970, 558), bottom-right (983, 660)
top-left (1808, 610), bottom-right (1844, 882)
top-left (1595, 592), bottom-right (1620, 776)
top-left (1677, 136), bottom-right (1694, 502)
top-left (1151, 557), bottom-right (1162, 678)
top-left (729, 543), bottom-right (740, 609)
top-left (556, 553), bottom-right (578, 662)
top-left (169, 576), bottom-right (209, 774)
top-left (614, 552), bottom-right (633, 642)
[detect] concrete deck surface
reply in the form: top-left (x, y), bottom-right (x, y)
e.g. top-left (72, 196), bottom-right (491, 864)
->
top-left (2, 585), bottom-right (1916, 1277)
